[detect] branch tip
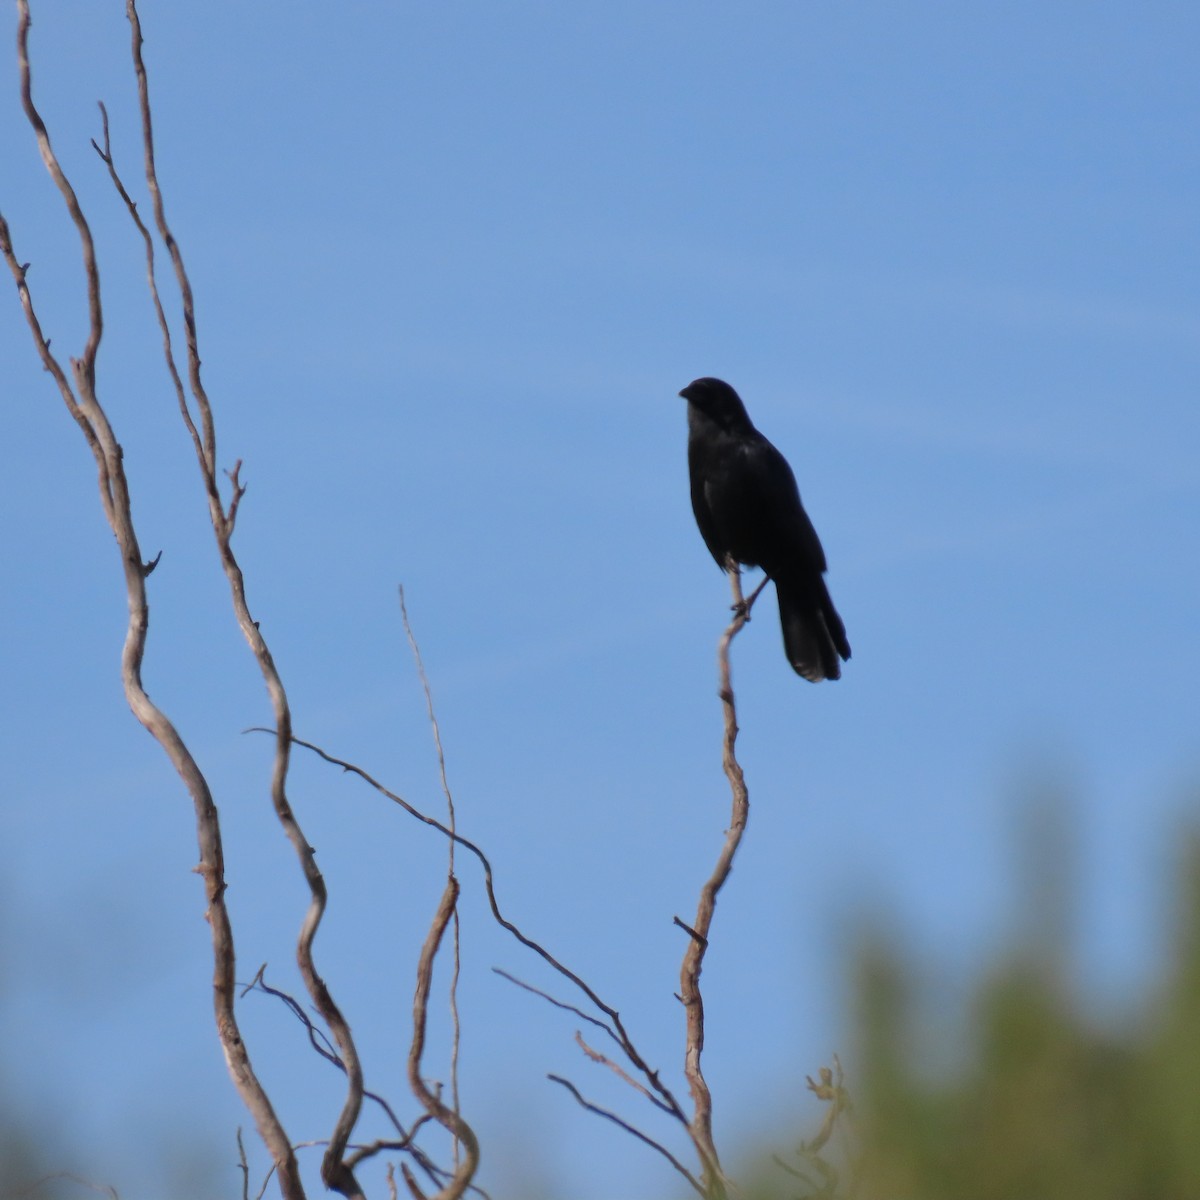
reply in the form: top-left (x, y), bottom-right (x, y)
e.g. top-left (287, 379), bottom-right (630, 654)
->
top-left (673, 915), bottom-right (708, 946)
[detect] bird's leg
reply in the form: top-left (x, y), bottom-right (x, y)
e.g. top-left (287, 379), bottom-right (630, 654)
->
top-left (725, 556), bottom-right (754, 620)
top-left (743, 573), bottom-right (770, 614)
top-left (726, 557), bottom-right (770, 620)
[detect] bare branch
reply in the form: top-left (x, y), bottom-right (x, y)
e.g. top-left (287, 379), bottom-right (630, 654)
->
top-left (771, 1055), bottom-right (858, 1200)
top-left (677, 567), bottom-right (764, 1198)
top-left (400, 1164), bottom-right (428, 1200)
top-left (89, 95), bottom-right (203, 479)
top-left (491, 967), bottom-right (623, 1050)
top-left (399, 587), bottom-right (458, 843)
top-left (2, 6), bottom-right (301, 1194)
top-left (290, 1137), bottom-right (472, 1200)
top-left (573, 1030), bottom-right (676, 1116)
top-left (123, 0), bottom-right (213, 471)
top-left (548, 1076), bottom-right (706, 1199)
top-left (242, 966), bottom-right (472, 1194)
top-left (773, 1152), bottom-right (840, 1200)
top-left (253, 1166), bottom-right (277, 1200)
top-left (14, 4), bottom-right (100, 380)
top-left (803, 1056), bottom-right (852, 1154)
top-left (242, 965), bottom-right (342, 1071)
top-left (672, 916), bottom-right (707, 946)
top-left (399, 587), bottom-right (464, 1163)
top-left (407, 879), bottom-right (481, 1200)
top-left (269, 730), bottom-right (692, 1130)
top-left (236, 1128), bottom-right (250, 1200)
top-left (344, 1122), bottom-right (431, 1170)
top-left (9, 1173), bottom-right (119, 1200)
top-left (104, 4), bottom-right (365, 1193)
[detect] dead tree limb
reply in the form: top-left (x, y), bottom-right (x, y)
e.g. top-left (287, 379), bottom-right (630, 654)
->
top-left (408, 878), bottom-right (481, 1200)
top-left (677, 567), bottom-right (764, 1198)
top-left (91, 5), bottom-right (366, 1194)
top-left (547, 1075), bottom-right (705, 1198)
top-left (0, 4), bottom-right (302, 1195)
top-left (242, 966), bottom-right (469, 1195)
top-left (399, 588), bottom-right (466, 1166)
top-left (267, 728), bottom-right (692, 1137)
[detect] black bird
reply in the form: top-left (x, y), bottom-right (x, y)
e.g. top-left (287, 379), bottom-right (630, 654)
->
top-left (680, 377), bottom-right (850, 681)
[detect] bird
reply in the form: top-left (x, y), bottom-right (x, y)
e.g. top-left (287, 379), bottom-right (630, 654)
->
top-left (679, 376), bottom-right (850, 681)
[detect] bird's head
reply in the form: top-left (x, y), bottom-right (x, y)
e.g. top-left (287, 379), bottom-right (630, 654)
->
top-left (679, 377), bottom-right (753, 431)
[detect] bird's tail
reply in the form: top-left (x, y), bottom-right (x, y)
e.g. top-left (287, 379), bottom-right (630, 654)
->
top-left (775, 576), bottom-right (851, 683)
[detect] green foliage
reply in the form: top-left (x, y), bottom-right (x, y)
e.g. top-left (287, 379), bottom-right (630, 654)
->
top-left (762, 827), bottom-right (1200, 1200)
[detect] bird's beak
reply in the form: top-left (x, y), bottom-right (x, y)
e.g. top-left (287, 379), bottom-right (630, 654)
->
top-left (678, 387), bottom-right (690, 400)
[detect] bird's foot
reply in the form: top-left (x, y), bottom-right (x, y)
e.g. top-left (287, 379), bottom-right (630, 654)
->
top-left (724, 555), bottom-right (750, 618)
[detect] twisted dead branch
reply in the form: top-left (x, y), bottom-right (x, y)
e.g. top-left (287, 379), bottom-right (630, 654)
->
top-left (264, 570), bottom-right (766, 1196)
top-left (676, 566), bottom-right (767, 1197)
top-left (406, 878), bottom-right (480, 1200)
top-left (268, 728), bottom-right (693, 1131)
top-left (547, 1075), bottom-right (704, 1197)
top-left (88, 4), bottom-right (368, 1193)
top-left (241, 966), bottom-right (474, 1195)
top-left (101, 12), bottom-right (489, 1190)
top-left (7, 13), bottom-right (778, 1197)
top-left (771, 1056), bottom-right (857, 1200)
top-left (399, 587), bottom-right (465, 1166)
top-left (0, 4), bottom-right (302, 1195)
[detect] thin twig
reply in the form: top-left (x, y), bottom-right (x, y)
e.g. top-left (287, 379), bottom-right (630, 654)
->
top-left (399, 587), bottom-right (457, 843)
top-left (241, 965), bottom-right (342, 1066)
top-left (241, 967), bottom-right (466, 1193)
top-left (236, 1128), bottom-right (250, 1200)
top-left (774, 1055), bottom-right (857, 1200)
top-left (344, 1124), bottom-right (430, 1171)
top-left (548, 1076), bottom-right (706, 1199)
top-left (289, 1137), bottom-right (468, 1198)
top-left (10, 1174), bottom-right (119, 1200)
top-left (574, 1030), bottom-right (676, 1115)
top-left (491, 967), bottom-right (623, 1047)
top-left (399, 587), bottom-right (464, 1164)
top-left (262, 730), bottom-right (691, 1130)
top-left (251, 1163), bottom-right (277, 1200)
top-left (803, 1057), bottom-right (851, 1154)
top-left (673, 916), bottom-right (706, 945)
top-left (400, 1164), bottom-right (428, 1200)
top-left (408, 879), bottom-right (480, 1200)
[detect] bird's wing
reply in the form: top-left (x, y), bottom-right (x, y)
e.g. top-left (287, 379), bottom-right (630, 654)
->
top-left (691, 458), bottom-right (724, 571)
top-left (688, 437), bottom-right (730, 567)
top-left (714, 436), bottom-right (829, 575)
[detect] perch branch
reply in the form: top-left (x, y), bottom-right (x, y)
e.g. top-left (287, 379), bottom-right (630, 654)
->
top-left (677, 567), bottom-right (763, 1198)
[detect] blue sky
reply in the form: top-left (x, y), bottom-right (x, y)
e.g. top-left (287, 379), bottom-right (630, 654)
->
top-left (1, 3), bottom-right (1197, 1197)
